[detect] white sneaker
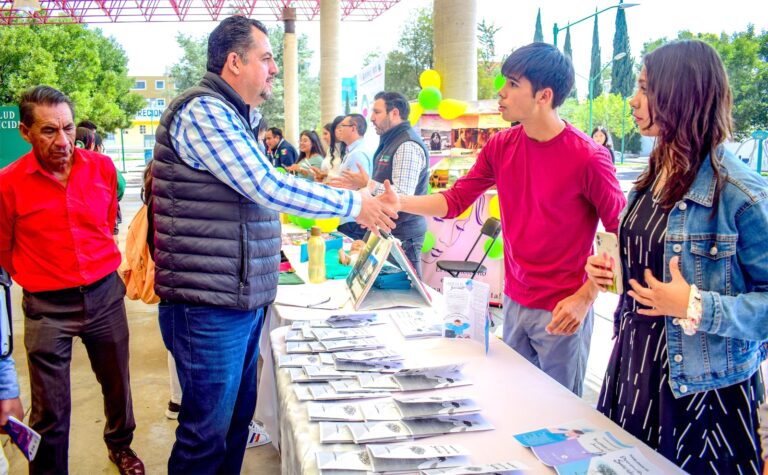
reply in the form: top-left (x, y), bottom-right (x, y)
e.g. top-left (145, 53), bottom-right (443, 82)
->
top-left (246, 420), bottom-right (271, 448)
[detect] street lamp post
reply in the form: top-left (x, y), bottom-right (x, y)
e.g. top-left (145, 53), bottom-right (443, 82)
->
top-left (553, 2), bottom-right (638, 47)
top-left (588, 52), bottom-right (627, 134)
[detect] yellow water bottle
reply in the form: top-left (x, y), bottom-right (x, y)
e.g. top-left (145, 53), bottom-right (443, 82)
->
top-left (307, 226), bottom-right (326, 283)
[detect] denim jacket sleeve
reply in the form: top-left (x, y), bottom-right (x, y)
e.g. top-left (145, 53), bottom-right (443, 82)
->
top-left (0, 355), bottom-right (19, 400)
top-left (697, 187), bottom-right (768, 341)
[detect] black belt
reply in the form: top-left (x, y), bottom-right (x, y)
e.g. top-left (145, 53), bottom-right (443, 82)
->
top-left (25, 272), bottom-right (113, 300)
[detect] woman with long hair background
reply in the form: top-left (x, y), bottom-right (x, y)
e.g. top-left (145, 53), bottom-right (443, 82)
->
top-left (287, 130), bottom-right (325, 181)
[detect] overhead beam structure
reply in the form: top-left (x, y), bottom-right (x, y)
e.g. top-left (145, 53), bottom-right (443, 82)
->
top-left (0, 0), bottom-right (400, 25)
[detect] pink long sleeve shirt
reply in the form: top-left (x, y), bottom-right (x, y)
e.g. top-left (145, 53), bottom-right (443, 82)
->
top-left (441, 122), bottom-right (626, 311)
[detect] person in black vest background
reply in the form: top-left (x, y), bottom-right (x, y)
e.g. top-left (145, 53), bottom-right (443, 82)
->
top-left (331, 91), bottom-right (429, 277)
top-left (150, 16), bottom-right (396, 474)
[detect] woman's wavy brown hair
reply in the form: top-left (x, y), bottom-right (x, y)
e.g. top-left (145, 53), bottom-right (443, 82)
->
top-left (635, 40), bottom-right (733, 209)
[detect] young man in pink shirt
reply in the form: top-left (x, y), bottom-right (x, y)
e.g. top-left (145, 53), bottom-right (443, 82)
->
top-left (381, 43), bottom-right (626, 395)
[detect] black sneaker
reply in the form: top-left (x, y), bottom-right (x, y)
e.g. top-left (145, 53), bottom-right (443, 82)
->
top-left (165, 401), bottom-right (180, 420)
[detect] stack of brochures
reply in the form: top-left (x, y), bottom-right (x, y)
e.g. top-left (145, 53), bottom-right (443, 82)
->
top-left (389, 309), bottom-right (443, 339)
top-left (420, 462), bottom-right (529, 475)
top-left (332, 348), bottom-right (405, 373)
top-left (316, 443), bottom-right (472, 474)
top-left (513, 421), bottom-right (660, 475)
top-left (318, 415), bottom-right (493, 445)
top-left (308, 394), bottom-right (480, 423)
top-left (346, 414), bottom-right (494, 444)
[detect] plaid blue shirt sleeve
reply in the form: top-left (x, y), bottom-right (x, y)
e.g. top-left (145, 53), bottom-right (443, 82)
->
top-left (371, 141), bottom-right (426, 196)
top-left (169, 96), bottom-right (361, 218)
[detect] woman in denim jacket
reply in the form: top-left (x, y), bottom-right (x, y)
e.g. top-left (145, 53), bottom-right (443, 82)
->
top-left (586, 40), bottom-right (768, 473)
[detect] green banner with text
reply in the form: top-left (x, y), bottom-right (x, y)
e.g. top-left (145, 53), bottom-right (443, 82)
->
top-left (0, 106), bottom-right (31, 168)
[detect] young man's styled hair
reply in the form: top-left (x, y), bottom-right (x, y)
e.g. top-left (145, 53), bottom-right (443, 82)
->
top-left (207, 16), bottom-right (269, 74)
top-left (501, 43), bottom-right (575, 109)
top-left (374, 91), bottom-right (410, 120)
top-left (19, 85), bottom-right (75, 127)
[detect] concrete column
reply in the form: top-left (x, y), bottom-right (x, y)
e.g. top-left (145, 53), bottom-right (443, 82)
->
top-left (320, 0), bottom-right (341, 125)
top-left (282, 7), bottom-right (299, 146)
top-left (433, 0), bottom-right (477, 102)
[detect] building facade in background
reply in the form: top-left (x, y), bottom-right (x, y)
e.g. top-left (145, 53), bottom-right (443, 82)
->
top-left (106, 76), bottom-right (175, 158)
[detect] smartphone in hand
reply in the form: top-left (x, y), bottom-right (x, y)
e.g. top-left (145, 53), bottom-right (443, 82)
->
top-left (594, 232), bottom-right (623, 294)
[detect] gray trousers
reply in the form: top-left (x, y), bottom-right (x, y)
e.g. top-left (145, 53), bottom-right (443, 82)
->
top-left (502, 295), bottom-right (594, 396)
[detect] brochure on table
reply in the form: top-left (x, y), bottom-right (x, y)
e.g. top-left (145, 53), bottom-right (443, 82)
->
top-left (442, 277), bottom-right (490, 353)
top-left (513, 421), bottom-right (660, 474)
top-left (346, 233), bottom-right (432, 311)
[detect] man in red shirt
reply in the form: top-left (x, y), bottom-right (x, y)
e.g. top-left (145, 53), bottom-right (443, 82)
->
top-left (379, 43), bottom-right (626, 396)
top-left (0, 86), bottom-right (144, 474)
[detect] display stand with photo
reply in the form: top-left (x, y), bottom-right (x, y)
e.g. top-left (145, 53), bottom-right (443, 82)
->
top-left (346, 233), bottom-right (432, 311)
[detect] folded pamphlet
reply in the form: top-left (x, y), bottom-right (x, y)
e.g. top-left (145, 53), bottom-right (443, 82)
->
top-left (278, 353), bottom-right (334, 368)
top-left (3, 416), bottom-right (40, 461)
top-left (389, 308), bottom-right (443, 339)
top-left (420, 461), bottom-right (529, 474)
top-left (514, 421), bottom-right (660, 474)
top-left (348, 414), bottom-right (494, 444)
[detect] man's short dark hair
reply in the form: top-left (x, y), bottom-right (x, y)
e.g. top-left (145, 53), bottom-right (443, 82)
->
top-left (77, 119), bottom-right (97, 131)
top-left (346, 113), bottom-right (367, 136)
top-left (501, 43), bottom-right (574, 108)
top-left (374, 91), bottom-right (410, 121)
top-left (19, 85), bottom-right (75, 128)
top-left (207, 16), bottom-right (269, 74)
top-left (267, 127), bottom-right (283, 139)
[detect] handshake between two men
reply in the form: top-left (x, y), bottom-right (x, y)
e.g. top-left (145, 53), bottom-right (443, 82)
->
top-left (339, 165), bottom-right (402, 236)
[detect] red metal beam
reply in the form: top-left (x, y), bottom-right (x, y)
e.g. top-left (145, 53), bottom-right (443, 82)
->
top-left (0, 0), bottom-right (401, 24)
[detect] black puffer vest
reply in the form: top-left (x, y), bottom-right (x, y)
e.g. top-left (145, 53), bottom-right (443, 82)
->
top-left (371, 121), bottom-right (430, 240)
top-left (151, 72), bottom-right (281, 309)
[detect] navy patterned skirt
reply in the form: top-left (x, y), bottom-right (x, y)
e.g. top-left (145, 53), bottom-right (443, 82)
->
top-left (598, 314), bottom-right (764, 474)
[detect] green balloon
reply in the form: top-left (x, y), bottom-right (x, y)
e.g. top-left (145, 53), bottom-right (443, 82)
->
top-left (493, 73), bottom-right (506, 92)
top-left (483, 237), bottom-right (504, 260)
top-left (295, 216), bottom-right (316, 229)
top-left (275, 166), bottom-right (287, 174)
top-left (421, 231), bottom-right (436, 253)
top-left (418, 86), bottom-right (442, 110)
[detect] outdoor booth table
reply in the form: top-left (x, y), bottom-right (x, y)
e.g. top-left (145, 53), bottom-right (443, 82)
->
top-left (254, 236), bottom-right (683, 475)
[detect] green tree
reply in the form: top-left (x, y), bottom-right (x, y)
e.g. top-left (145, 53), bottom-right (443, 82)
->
top-left (641, 27), bottom-right (768, 139)
top-left (534, 8), bottom-right (544, 43)
top-left (169, 33), bottom-right (207, 92)
top-left (167, 26), bottom-right (321, 132)
top-left (0, 24), bottom-right (145, 132)
top-left (589, 15), bottom-right (603, 98)
top-left (477, 19), bottom-right (502, 100)
top-left (384, 7), bottom-right (433, 99)
top-left (563, 28), bottom-right (577, 99)
top-left (610, 2), bottom-right (634, 98)
top-left (561, 93), bottom-right (639, 152)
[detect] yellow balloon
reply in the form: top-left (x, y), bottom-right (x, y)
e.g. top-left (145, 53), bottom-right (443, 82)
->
top-left (437, 98), bottom-right (468, 120)
top-left (419, 69), bottom-right (442, 90)
top-left (457, 204), bottom-right (473, 220)
top-left (409, 103), bottom-right (424, 126)
top-left (488, 195), bottom-right (501, 219)
top-left (316, 217), bottom-right (340, 233)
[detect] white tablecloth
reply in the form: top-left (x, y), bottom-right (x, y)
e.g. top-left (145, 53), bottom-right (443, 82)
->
top-left (268, 320), bottom-right (682, 475)
top-left (255, 235), bottom-right (682, 474)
